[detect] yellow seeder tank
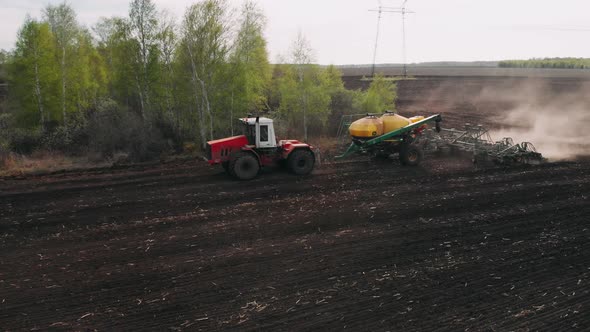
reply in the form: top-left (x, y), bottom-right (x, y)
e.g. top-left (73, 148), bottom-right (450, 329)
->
top-left (348, 116), bottom-right (384, 139)
top-left (381, 113), bottom-right (427, 133)
top-left (349, 113), bottom-right (428, 139)
top-left (381, 113), bottom-right (410, 133)
top-left (409, 116), bottom-right (425, 123)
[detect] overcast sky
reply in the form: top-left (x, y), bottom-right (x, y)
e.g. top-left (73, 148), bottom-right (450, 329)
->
top-left (1, 0), bottom-right (589, 65)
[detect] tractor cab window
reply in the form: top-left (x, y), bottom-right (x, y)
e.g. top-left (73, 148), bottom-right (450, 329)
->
top-left (259, 125), bottom-right (269, 142)
top-left (247, 125), bottom-right (256, 145)
top-left (242, 123), bottom-right (256, 145)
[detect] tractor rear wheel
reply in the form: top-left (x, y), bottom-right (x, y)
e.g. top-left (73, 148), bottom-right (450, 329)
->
top-left (287, 149), bottom-right (315, 175)
top-left (399, 145), bottom-right (423, 166)
top-left (230, 152), bottom-right (260, 180)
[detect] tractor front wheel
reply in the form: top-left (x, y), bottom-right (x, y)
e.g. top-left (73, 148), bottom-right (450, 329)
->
top-left (230, 152), bottom-right (260, 180)
top-left (287, 149), bottom-right (315, 175)
top-left (399, 145), bottom-right (423, 166)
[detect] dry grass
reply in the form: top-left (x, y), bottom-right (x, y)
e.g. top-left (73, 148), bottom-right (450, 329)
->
top-left (310, 136), bottom-right (339, 151)
top-left (0, 151), bottom-right (112, 177)
top-left (183, 142), bottom-right (199, 154)
top-left (308, 136), bottom-right (346, 162)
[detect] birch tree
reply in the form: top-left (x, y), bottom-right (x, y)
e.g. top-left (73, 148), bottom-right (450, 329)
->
top-left (94, 17), bottom-right (137, 107)
top-left (274, 35), bottom-right (343, 138)
top-left (229, 1), bottom-right (271, 122)
top-left (157, 10), bottom-right (177, 118)
top-left (181, 0), bottom-right (230, 146)
top-left (94, 17), bottom-right (119, 92)
top-left (43, 3), bottom-right (78, 125)
top-left (292, 33), bottom-right (316, 141)
top-left (12, 18), bottom-right (59, 129)
top-left (69, 28), bottom-right (108, 111)
top-left (129, 0), bottom-right (158, 120)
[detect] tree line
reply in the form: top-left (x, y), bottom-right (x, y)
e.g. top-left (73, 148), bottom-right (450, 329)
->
top-left (499, 58), bottom-right (590, 69)
top-left (0, 0), bottom-right (396, 161)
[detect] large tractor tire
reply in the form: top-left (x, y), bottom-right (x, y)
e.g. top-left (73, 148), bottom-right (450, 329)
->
top-left (230, 152), bottom-right (260, 180)
top-left (287, 149), bottom-right (315, 175)
top-left (399, 144), bottom-right (423, 166)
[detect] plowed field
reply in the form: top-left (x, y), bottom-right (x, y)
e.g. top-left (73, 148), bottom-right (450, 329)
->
top-left (1, 76), bottom-right (589, 331)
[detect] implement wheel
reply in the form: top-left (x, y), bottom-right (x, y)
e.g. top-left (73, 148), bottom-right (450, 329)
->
top-left (399, 145), bottom-right (423, 166)
top-left (230, 152), bottom-right (260, 180)
top-left (287, 149), bottom-right (315, 175)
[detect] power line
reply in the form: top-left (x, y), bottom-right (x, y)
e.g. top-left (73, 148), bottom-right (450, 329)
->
top-left (370, 0), bottom-right (383, 77)
top-left (401, 0), bottom-right (410, 77)
top-left (369, 1), bottom-right (415, 77)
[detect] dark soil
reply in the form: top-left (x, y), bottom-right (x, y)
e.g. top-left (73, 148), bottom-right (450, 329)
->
top-left (1, 77), bottom-right (590, 331)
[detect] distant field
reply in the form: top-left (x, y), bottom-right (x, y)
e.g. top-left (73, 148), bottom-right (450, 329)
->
top-left (339, 65), bottom-right (590, 79)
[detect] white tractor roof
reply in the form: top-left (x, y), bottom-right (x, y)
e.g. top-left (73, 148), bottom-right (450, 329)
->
top-left (240, 117), bottom-right (273, 125)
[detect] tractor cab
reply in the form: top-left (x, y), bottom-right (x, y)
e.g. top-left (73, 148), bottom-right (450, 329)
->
top-left (239, 117), bottom-right (277, 149)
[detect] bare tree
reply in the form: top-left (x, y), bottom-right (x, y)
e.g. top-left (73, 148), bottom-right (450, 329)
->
top-left (157, 10), bottom-right (177, 118)
top-left (129, 0), bottom-right (158, 120)
top-left (291, 32), bottom-right (315, 141)
top-left (94, 17), bottom-right (118, 69)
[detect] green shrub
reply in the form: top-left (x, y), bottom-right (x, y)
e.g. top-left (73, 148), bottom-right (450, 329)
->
top-left (42, 129), bottom-right (87, 156)
top-left (327, 89), bottom-right (362, 135)
top-left (360, 74), bottom-right (397, 114)
top-left (0, 113), bottom-right (10, 131)
top-left (126, 123), bottom-right (167, 161)
top-left (8, 128), bottom-right (43, 154)
top-left (87, 98), bottom-right (170, 161)
top-left (4, 99), bottom-right (177, 161)
top-left (153, 113), bottom-right (190, 153)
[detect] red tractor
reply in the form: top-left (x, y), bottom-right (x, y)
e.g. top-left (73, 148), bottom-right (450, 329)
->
top-left (206, 116), bottom-right (316, 180)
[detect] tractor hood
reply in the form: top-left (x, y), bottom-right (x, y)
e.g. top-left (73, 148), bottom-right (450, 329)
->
top-left (207, 135), bottom-right (249, 146)
top-left (206, 135), bottom-right (250, 164)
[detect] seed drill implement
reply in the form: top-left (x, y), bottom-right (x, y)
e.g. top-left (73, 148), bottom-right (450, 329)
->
top-left (337, 111), bottom-right (545, 166)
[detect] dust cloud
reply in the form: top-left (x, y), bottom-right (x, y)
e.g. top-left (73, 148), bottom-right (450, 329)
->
top-left (487, 81), bottom-right (590, 160)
